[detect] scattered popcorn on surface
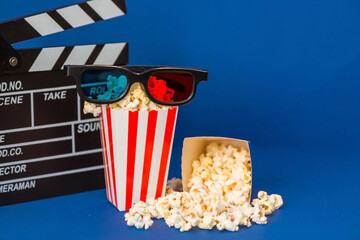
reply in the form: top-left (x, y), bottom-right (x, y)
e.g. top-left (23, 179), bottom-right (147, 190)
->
top-left (124, 201), bottom-right (154, 229)
top-left (252, 191), bottom-right (283, 215)
top-left (125, 143), bottom-right (283, 231)
top-left (83, 83), bottom-right (173, 116)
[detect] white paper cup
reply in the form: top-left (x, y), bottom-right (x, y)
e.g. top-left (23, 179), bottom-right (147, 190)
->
top-left (99, 105), bottom-right (178, 211)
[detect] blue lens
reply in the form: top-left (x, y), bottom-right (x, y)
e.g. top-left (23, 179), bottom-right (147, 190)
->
top-left (81, 69), bottom-right (128, 101)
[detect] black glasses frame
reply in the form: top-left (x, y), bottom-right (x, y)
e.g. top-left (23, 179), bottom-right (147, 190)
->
top-left (65, 65), bottom-right (208, 106)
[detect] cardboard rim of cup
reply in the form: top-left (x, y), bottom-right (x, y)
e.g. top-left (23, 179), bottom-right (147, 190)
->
top-left (99, 105), bottom-right (178, 211)
top-left (181, 136), bottom-right (252, 202)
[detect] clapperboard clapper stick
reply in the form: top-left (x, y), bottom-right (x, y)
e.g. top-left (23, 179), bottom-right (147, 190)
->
top-left (0, 0), bottom-right (128, 206)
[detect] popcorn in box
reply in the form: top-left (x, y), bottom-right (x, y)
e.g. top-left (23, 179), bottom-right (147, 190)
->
top-left (182, 136), bottom-right (252, 202)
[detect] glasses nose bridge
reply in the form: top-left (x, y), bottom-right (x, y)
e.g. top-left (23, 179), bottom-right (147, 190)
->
top-left (123, 71), bottom-right (148, 93)
top-left (126, 71), bottom-right (147, 85)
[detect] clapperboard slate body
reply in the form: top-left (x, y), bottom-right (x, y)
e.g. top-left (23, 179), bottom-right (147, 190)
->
top-left (0, 0), bottom-right (128, 206)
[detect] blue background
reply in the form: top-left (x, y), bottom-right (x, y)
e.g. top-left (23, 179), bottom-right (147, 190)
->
top-left (0, 0), bottom-right (359, 239)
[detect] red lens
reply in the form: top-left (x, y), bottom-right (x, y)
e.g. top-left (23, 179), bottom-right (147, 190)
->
top-left (147, 71), bottom-right (194, 103)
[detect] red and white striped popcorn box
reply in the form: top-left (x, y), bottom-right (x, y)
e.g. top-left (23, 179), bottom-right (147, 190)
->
top-left (98, 105), bottom-right (178, 211)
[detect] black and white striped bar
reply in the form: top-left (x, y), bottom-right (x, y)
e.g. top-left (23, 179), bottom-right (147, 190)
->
top-left (15, 42), bottom-right (128, 73)
top-left (0, 0), bottom-right (126, 44)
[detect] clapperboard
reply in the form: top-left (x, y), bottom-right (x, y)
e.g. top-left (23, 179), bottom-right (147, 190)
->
top-left (0, 0), bottom-right (128, 206)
